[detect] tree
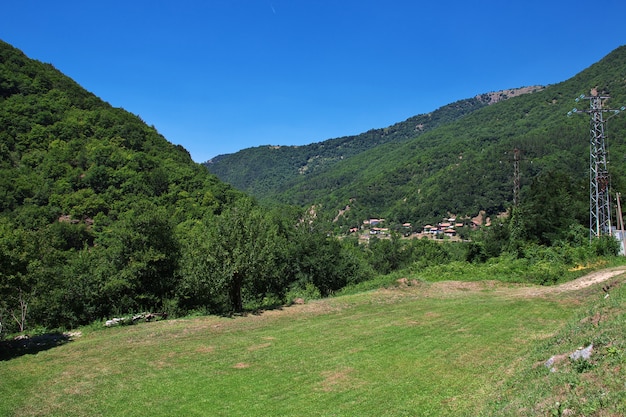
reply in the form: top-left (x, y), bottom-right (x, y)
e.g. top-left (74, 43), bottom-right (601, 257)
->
top-left (213, 199), bottom-right (285, 312)
top-left (177, 198), bottom-right (286, 314)
top-left (10, 288), bottom-right (28, 333)
top-left (94, 201), bottom-right (179, 314)
top-left (0, 220), bottom-right (34, 333)
top-left (368, 234), bottom-right (405, 274)
top-left (519, 170), bottom-right (586, 246)
top-left (285, 219), bottom-right (370, 297)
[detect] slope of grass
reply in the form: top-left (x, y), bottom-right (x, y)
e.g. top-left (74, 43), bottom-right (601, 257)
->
top-left (485, 278), bottom-right (626, 416)
top-left (1, 274), bottom-right (624, 416)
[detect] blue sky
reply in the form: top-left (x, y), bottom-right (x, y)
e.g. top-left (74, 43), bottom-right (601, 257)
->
top-left (2, 1), bottom-right (626, 162)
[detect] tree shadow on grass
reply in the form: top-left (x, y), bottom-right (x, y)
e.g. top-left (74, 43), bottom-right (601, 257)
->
top-left (0, 333), bottom-right (73, 361)
top-left (250, 304), bottom-right (285, 316)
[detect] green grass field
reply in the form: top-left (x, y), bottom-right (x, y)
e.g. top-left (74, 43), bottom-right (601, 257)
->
top-left (1, 272), bottom-right (625, 416)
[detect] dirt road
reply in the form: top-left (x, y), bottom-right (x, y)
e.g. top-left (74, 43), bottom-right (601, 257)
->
top-left (547, 266), bottom-right (626, 292)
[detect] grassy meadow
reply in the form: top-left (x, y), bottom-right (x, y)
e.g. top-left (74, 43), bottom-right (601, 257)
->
top-left (1, 270), bottom-right (625, 416)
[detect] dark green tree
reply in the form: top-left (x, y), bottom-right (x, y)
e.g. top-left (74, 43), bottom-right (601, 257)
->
top-left (96, 201), bottom-right (179, 313)
top-left (518, 170), bottom-right (586, 246)
top-left (368, 234), bottom-right (406, 274)
top-left (177, 198), bottom-right (287, 314)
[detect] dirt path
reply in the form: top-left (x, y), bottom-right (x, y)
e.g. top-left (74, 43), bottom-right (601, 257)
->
top-left (547, 267), bottom-right (626, 291)
top-left (421, 266), bottom-right (626, 299)
top-left (514, 266), bottom-right (626, 297)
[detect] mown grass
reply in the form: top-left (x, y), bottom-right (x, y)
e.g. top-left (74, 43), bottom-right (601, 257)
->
top-left (1, 272), bottom-right (624, 416)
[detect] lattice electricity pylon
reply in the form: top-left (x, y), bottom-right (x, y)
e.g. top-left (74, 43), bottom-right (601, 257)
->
top-left (568, 94), bottom-right (625, 239)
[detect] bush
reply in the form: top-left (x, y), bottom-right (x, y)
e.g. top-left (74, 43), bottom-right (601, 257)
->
top-left (285, 282), bottom-right (321, 304)
top-left (591, 235), bottom-right (620, 257)
top-left (525, 260), bottom-right (564, 285)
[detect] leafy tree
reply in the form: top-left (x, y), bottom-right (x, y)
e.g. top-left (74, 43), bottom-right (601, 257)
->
top-left (0, 220), bottom-right (33, 333)
top-left (518, 170), bottom-right (586, 246)
top-left (177, 198), bottom-right (287, 314)
top-left (287, 229), bottom-right (358, 297)
top-left (101, 201), bottom-right (179, 312)
top-left (368, 234), bottom-right (407, 274)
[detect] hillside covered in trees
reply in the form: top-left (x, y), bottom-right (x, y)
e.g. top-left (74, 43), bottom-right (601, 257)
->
top-left (0, 40), bottom-right (374, 333)
top-left (205, 47), bottom-right (626, 233)
top-left (203, 95), bottom-right (499, 192)
top-left (204, 87), bottom-right (541, 199)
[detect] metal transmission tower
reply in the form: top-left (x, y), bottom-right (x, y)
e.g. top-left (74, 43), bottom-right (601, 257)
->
top-left (568, 93), bottom-right (625, 239)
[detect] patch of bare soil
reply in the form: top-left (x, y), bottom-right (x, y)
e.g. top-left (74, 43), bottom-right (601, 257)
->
top-left (510, 267), bottom-right (626, 298)
top-left (233, 362), bottom-right (250, 369)
top-left (195, 345), bottom-right (215, 354)
top-left (247, 298), bottom-right (344, 320)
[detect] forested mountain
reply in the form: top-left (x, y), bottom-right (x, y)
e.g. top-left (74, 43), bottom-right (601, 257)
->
top-left (0, 40), bottom-right (372, 332)
top-left (204, 86), bottom-right (540, 197)
top-left (206, 47), bottom-right (626, 232)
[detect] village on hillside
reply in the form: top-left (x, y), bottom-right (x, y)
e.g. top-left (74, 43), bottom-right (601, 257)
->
top-left (348, 212), bottom-right (495, 242)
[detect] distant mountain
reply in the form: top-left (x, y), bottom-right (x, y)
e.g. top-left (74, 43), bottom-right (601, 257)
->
top-left (206, 46), bottom-right (626, 231)
top-left (204, 86), bottom-right (541, 197)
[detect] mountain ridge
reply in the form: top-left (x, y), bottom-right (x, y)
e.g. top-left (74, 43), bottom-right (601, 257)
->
top-left (204, 85), bottom-right (543, 197)
top-left (206, 85), bottom-right (543, 162)
top-left (205, 46), bottom-right (626, 231)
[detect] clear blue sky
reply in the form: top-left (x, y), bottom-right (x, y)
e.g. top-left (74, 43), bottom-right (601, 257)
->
top-left (2, 1), bottom-right (626, 162)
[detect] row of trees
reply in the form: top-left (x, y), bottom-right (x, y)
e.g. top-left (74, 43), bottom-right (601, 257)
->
top-left (2, 167), bottom-right (620, 335)
top-left (0, 196), bottom-right (378, 333)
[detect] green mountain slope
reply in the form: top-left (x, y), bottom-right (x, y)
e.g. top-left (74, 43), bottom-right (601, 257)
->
top-left (313, 46), bottom-right (626, 228)
top-left (211, 46), bottom-right (626, 230)
top-left (0, 42), bottom-right (239, 216)
top-left (204, 89), bottom-right (541, 196)
top-left (0, 40), bottom-right (244, 327)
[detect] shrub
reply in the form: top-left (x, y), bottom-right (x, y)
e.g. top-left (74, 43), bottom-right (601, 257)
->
top-left (591, 235), bottom-right (620, 257)
top-left (285, 282), bottom-right (321, 304)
